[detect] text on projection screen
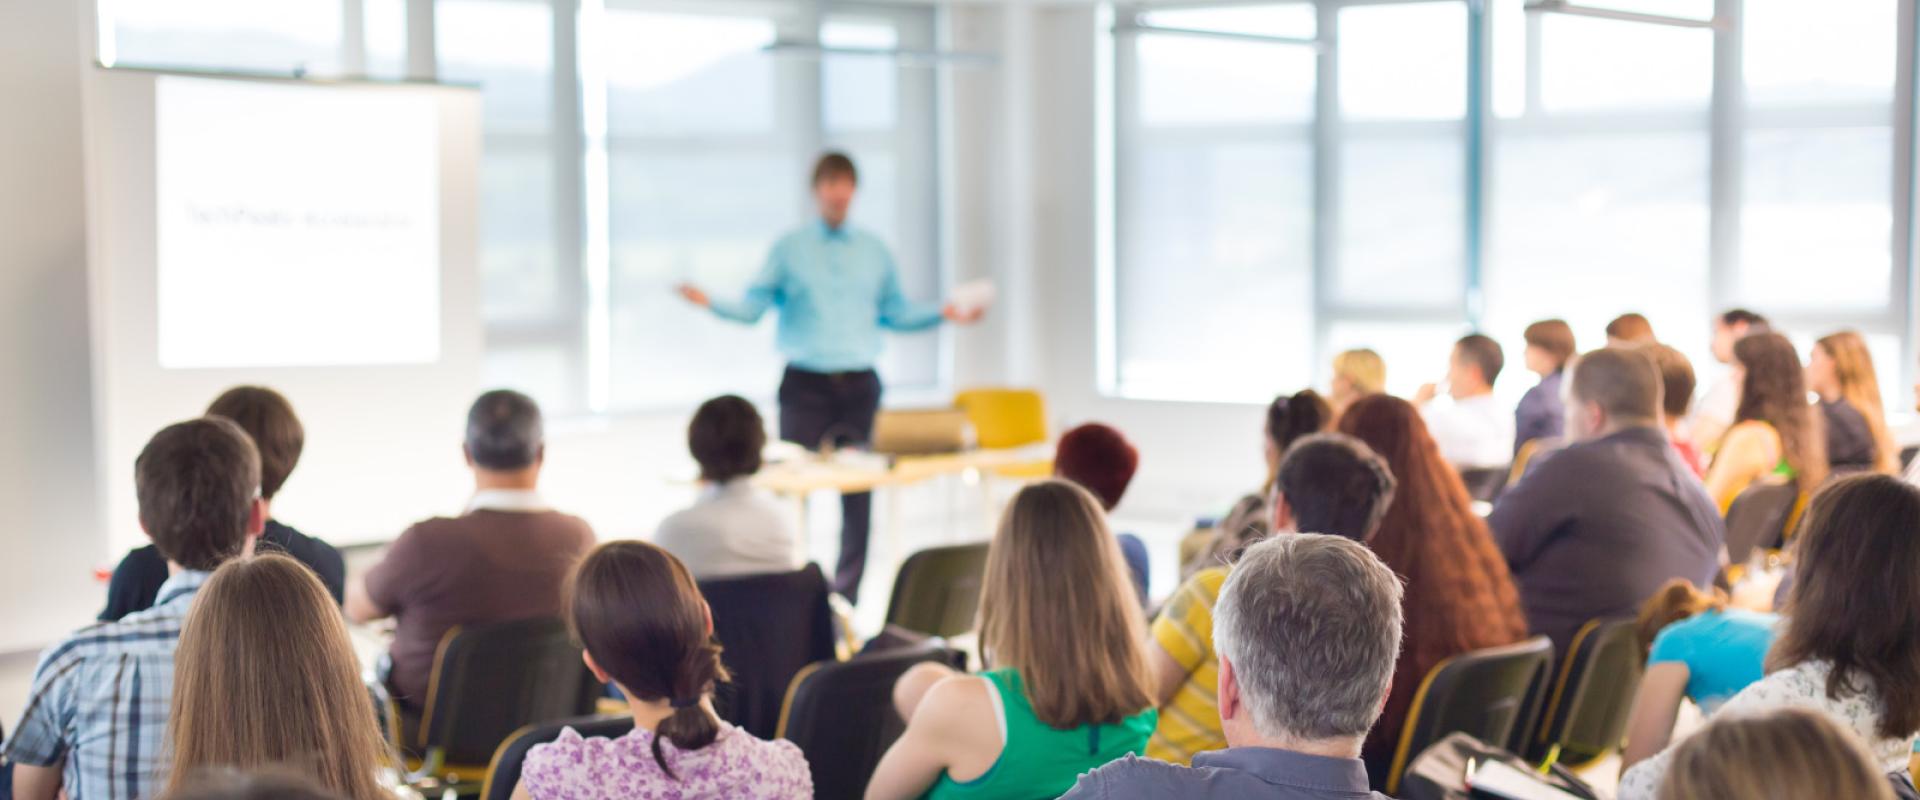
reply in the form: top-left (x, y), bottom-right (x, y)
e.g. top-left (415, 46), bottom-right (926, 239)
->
top-left (157, 75), bottom-right (441, 369)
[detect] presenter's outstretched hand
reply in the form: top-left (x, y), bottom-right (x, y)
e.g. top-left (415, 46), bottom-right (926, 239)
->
top-left (676, 284), bottom-right (711, 308)
top-left (943, 304), bottom-right (985, 325)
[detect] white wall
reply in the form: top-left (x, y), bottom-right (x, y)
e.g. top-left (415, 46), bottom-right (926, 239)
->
top-left (0, 0), bottom-right (111, 652)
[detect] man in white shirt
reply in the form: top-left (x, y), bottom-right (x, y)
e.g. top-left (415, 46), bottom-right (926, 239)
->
top-left (1689, 308), bottom-right (1769, 451)
top-left (1416, 333), bottom-right (1515, 469)
top-left (655, 395), bottom-right (803, 579)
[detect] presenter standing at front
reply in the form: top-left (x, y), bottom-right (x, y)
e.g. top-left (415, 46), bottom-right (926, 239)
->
top-left (678, 152), bottom-right (982, 604)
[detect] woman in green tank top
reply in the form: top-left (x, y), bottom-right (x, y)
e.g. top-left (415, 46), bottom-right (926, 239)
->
top-left (866, 481), bottom-right (1160, 800)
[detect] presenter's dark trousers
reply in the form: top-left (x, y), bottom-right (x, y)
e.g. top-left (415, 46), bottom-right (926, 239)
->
top-left (779, 365), bottom-right (882, 603)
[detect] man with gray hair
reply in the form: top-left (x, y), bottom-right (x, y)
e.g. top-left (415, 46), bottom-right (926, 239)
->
top-left (347, 389), bottom-right (596, 712)
top-left (1065, 534), bottom-right (1404, 799)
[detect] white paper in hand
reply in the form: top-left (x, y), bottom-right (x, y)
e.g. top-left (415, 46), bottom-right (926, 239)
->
top-left (949, 279), bottom-right (997, 314)
top-left (1468, 760), bottom-right (1582, 800)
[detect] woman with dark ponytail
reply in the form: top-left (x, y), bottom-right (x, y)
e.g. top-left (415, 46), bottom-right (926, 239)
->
top-left (510, 541), bottom-right (811, 799)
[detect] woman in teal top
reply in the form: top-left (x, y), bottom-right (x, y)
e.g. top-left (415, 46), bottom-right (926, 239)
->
top-left (1622, 580), bottom-right (1781, 772)
top-left (866, 481), bottom-right (1160, 800)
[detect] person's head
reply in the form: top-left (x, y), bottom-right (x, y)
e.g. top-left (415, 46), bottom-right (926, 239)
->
top-left (1605, 313), bottom-right (1657, 347)
top-left (1523, 319), bottom-right (1577, 376)
top-left (1213, 534), bottom-right (1405, 754)
top-left (136, 417), bottom-right (266, 571)
top-left (1771, 474), bottom-right (1920, 740)
top-left (1732, 332), bottom-right (1827, 493)
top-left (569, 540), bottom-right (727, 777)
top-left (1634, 578), bottom-right (1727, 661)
top-left (166, 554), bottom-right (390, 800)
top-left (1812, 332), bottom-right (1896, 473)
top-left (1712, 308), bottom-right (1769, 364)
top-left (811, 151), bottom-right (858, 228)
top-left (1053, 423), bottom-right (1140, 512)
top-left (163, 770), bottom-right (349, 800)
top-left (1659, 707), bottom-right (1896, 800)
top-left (1271, 433), bottom-right (1397, 542)
top-left (1263, 390), bottom-right (1334, 480)
top-left (464, 389), bottom-right (544, 482)
top-left (688, 395), bottom-right (765, 483)
top-left (1564, 347), bottom-right (1663, 441)
top-left (1643, 343), bottom-right (1697, 428)
top-left (1329, 349), bottom-right (1386, 406)
top-left (980, 480), bottom-right (1152, 728)
top-left (206, 386), bottom-right (303, 502)
top-left (1448, 334), bottom-right (1503, 397)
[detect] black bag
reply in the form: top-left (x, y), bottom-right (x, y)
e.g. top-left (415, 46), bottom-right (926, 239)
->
top-left (1398, 732), bottom-right (1600, 800)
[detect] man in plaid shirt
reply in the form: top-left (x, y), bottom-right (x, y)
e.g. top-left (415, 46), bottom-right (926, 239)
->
top-left (6, 416), bottom-right (265, 800)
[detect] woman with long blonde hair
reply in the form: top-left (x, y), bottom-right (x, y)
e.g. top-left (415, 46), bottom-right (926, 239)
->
top-left (165, 554), bottom-right (398, 800)
top-left (1808, 331), bottom-right (1898, 474)
top-left (1330, 348), bottom-right (1387, 419)
top-left (865, 480), bottom-right (1157, 800)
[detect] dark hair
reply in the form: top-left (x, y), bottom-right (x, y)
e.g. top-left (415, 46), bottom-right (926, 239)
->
top-left (1568, 347), bottom-right (1663, 424)
top-left (1644, 343), bottom-right (1698, 419)
top-left (688, 396), bottom-right (765, 483)
top-left (162, 769), bottom-right (347, 800)
top-left (1266, 390), bottom-right (1333, 455)
top-left (811, 151), bottom-right (858, 187)
top-left (206, 386), bottom-right (303, 500)
top-left (137, 418), bottom-right (260, 571)
top-left (1053, 423), bottom-right (1140, 511)
top-left (1605, 313), bottom-right (1656, 344)
top-left (1275, 433), bottom-right (1397, 541)
top-left (1732, 332), bottom-right (1827, 494)
top-left (1454, 334), bottom-right (1505, 386)
top-left (568, 541), bottom-right (727, 779)
top-left (1524, 320), bottom-right (1578, 369)
top-left (1721, 308), bottom-right (1770, 329)
top-left (1770, 474), bottom-right (1920, 740)
top-left (465, 389), bottom-right (543, 471)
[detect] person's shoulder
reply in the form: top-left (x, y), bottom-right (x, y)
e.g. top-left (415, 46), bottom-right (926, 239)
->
top-left (1063, 755), bottom-right (1197, 798)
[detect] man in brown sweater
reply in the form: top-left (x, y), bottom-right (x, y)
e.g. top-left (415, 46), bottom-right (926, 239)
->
top-left (347, 389), bottom-right (596, 707)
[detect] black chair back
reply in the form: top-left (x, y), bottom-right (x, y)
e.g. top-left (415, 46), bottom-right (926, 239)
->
top-left (1528, 619), bottom-right (1644, 767)
top-left (777, 646), bottom-right (967, 800)
top-left (1724, 480), bottom-right (1799, 567)
top-left (480, 714), bottom-right (635, 800)
top-left (1459, 466), bottom-right (1511, 503)
top-left (700, 564), bottom-right (837, 739)
top-left (418, 617), bottom-right (603, 768)
top-left (883, 542), bottom-right (989, 638)
top-left (1385, 636), bottom-right (1554, 795)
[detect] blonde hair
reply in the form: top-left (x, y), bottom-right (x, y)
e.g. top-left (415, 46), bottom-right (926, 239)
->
top-left (1660, 707), bottom-right (1895, 800)
top-left (1816, 331), bottom-right (1898, 474)
top-left (1333, 349), bottom-right (1387, 395)
top-left (166, 554), bottom-right (393, 800)
top-left (979, 480), bottom-right (1154, 728)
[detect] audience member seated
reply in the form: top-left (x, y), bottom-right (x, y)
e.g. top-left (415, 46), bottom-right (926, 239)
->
top-left (1622, 580), bottom-right (1779, 770)
top-left (347, 389), bottom-right (597, 710)
top-left (1053, 423), bottom-right (1151, 604)
top-left (1703, 332), bottom-right (1827, 511)
top-left (1487, 347), bottom-right (1724, 655)
top-left (1180, 390), bottom-right (1332, 581)
top-left (1063, 534), bottom-right (1402, 800)
top-left (654, 395), bottom-right (802, 579)
top-left (1809, 331), bottom-right (1898, 474)
top-left (101, 385), bottom-right (344, 620)
top-left (1329, 348), bottom-right (1386, 420)
top-left (1149, 433), bottom-right (1395, 765)
top-left (164, 771), bottom-right (354, 800)
top-left (1646, 343), bottom-right (1708, 477)
top-left (1606, 312), bottom-right (1657, 347)
top-left (1516, 319), bottom-right (1576, 453)
top-left (1658, 707), bottom-right (1897, 800)
top-left (1619, 474), bottom-right (1920, 797)
top-left (512, 541), bottom-right (811, 799)
top-left (1337, 396), bottom-right (1528, 785)
top-left (1692, 308), bottom-right (1770, 451)
top-left (5, 417), bottom-right (266, 800)
top-left (865, 481), bottom-right (1156, 800)
top-left (1414, 334), bottom-right (1514, 469)
top-left (166, 554), bottom-right (402, 800)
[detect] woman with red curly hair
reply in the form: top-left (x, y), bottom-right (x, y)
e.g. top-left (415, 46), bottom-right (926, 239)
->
top-left (1337, 395), bottom-right (1530, 788)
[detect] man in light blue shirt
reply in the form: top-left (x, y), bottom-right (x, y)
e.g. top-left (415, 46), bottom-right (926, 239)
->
top-left (679, 152), bottom-right (978, 602)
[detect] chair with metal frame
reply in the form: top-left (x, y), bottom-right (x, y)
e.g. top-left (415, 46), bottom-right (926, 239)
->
top-left (1384, 636), bottom-right (1555, 796)
top-left (1525, 618), bottom-right (1645, 768)
top-left (776, 645), bottom-right (968, 800)
top-left (882, 542), bottom-right (989, 639)
top-left (479, 713), bottom-right (636, 800)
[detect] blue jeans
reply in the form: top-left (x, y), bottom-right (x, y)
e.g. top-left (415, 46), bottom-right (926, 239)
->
top-left (1117, 533), bottom-right (1150, 608)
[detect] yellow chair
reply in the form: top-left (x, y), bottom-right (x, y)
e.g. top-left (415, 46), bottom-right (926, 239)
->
top-left (953, 388), bottom-right (1048, 450)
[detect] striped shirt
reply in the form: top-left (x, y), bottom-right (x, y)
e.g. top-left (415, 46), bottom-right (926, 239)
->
top-left (5, 570), bottom-right (209, 800)
top-left (1146, 567), bottom-right (1229, 764)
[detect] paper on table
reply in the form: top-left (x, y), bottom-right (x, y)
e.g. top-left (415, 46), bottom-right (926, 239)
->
top-left (949, 279), bottom-right (996, 313)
